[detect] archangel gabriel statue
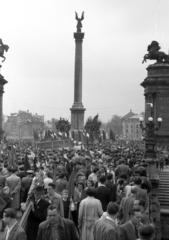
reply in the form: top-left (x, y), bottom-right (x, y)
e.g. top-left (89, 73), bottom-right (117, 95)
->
top-left (142, 41), bottom-right (169, 64)
top-left (75, 11), bottom-right (84, 32)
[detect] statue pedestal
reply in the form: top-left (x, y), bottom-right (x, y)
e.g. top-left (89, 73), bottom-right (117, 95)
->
top-left (141, 64), bottom-right (169, 145)
top-left (0, 74), bottom-right (7, 142)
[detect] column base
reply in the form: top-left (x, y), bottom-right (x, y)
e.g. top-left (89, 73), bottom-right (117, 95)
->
top-left (70, 106), bottom-right (86, 130)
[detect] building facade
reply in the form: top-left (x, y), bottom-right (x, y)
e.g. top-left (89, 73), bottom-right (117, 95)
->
top-left (3, 110), bottom-right (44, 139)
top-left (122, 110), bottom-right (144, 140)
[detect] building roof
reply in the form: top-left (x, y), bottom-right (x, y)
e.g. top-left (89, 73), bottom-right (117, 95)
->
top-left (122, 110), bottom-right (136, 119)
top-left (129, 114), bottom-right (144, 119)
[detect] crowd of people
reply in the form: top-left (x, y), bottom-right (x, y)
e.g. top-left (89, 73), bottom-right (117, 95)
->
top-left (0, 139), bottom-right (168, 240)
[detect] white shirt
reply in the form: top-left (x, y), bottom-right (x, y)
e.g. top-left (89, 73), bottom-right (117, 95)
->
top-left (6, 221), bottom-right (17, 240)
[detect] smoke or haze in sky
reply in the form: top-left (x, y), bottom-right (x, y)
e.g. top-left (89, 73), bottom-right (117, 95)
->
top-left (1, 0), bottom-right (169, 122)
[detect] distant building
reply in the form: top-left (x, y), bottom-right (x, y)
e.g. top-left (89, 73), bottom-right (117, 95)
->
top-left (3, 110), bottom-right (44, 139)
top-left (122, 110), bottom-right (144, 140)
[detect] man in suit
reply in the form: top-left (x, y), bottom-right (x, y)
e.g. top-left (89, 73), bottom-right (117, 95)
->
top-left (95, 175), bottom-right (111, 211)
top-left (37, 205), bottom-right (79, 240)
top-left (133, 177), bottom-right (148, 208)
top-left (6, 168), bottom-right (21, 210)
top-left (106, 173), bottom-right (117, 202)
top-left (93, 202), bottom-right (119, 240)
top-left (119, 208), bottom-right (142, 240)
top-left (119, 186), bottom-right (138, 224)
top-left (2, 208), bottom-right (26, 240)
top-left (26, 185), bottom-right (50, 240)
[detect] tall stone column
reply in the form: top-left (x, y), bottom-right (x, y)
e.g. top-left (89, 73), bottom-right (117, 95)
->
top-left (0, 71), bottom-right (8, 142)
top-left (70, 26), bottom-right (86, 141)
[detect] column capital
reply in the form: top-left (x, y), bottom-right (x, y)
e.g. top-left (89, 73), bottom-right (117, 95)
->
top-left (74, 32), bottom-right (84, 42)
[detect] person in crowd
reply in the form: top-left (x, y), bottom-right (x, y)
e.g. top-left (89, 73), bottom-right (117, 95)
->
top-left (0, 186), bottom-right (12, 232)
top-left (133, 199), bottom-right (150, 224)
top-left (119, 186), bottom-right (138, 224)
top-left (0, 165), bottom-right (6, 191)
top-left (115, 160), bottom-right (131, 182)
top-left (138, 224), bottom-right (155, 240)
top-left (55, 172), bottom-right (67, 195)
top-left (88, 167), bottom-right (99, 185)
top-left (107, 164), bottom-right (115, 183)
top-left (78, 187), bottom-right (103, 240)
top-left (36, 205), bottom-right (79, 240)
top-left (46, 182), bottom-right (64, 217)
top-left (119, 208), bottom-right (142, 240)
top-left (95, 175), bottom-right (111, 211)
top-left (21, 170), bottom-right (33, 202)
top-left (6, 168), bottom-right (21, 210)
top-left (93, 202), bottom-right (119, 240)
top-left (106, 173), bottom-right (117, 202)
top-left (62, 189), bottom-right (70, 219)
top-left (2, 208), bottom-right (26, 240)
top-left (26, 185), bottom-right (50, 240)
top-left (43, 171), bottom-right (53, 194)
top-left (133, 177), bottom-right (148, 208)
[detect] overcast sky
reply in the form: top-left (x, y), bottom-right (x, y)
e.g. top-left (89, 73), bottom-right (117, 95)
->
top-left (1, 0), bottom-right (169, 123)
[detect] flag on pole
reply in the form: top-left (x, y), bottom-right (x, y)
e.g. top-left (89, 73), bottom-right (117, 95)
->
top-left (110, 129), bottom-right (116, 141)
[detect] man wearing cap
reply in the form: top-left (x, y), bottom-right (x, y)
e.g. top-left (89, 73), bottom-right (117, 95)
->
top-left (26, 185), bottom-right (50, 240)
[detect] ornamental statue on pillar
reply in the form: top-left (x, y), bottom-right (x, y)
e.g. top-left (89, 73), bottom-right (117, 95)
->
top-left (141, 41), bottom-right (169, 145)
top-left (0, 38), bottom-right (9, 142)
top-left (70, 12), bottom-right (86, 142)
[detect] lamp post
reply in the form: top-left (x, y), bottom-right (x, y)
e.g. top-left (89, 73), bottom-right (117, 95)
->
top-left (139, 116), bottom-right (162, 158)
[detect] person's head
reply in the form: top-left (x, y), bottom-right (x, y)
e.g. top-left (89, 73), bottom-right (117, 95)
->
top-left (3, 208), bottom-right (17, 226)
top-left (108, 164), bottom-right (113, 171)
top-left (47, 205), bottom-right (60, 224)
top-left (77, 181), bottom-right (85, 192)
top-left (129, 208), bottom-right (141, 226)
top-left (58, 172), bottom-right (65, 179)
top-left (120, 173), bottom-right (127, 180)
top-left (107, 202), bottom-right (119, 219)
top-left (130, 186), bottom-right (138, 196)
top-left (99, 175), bottom-right (106, 184)
top-left (107, 173), bottom-right (113, 181)
top-left (86, 180), bottom-right (94, 188)
top-left (12, 168), bottom-right (17, 174)
top-left (86, 187), bottom-right (96, 197)
top-left (93, 167), bottom-right (99, 174)
top-left (47, 183), bottom-right (56, 195)
top-left (34, 185), bottom-right (44, 201)
top-left (138, 224), bottom-right (155, 240)
top-left (134, 199), bottom-right (146, 211)
top-left (100, 166), bottom-right (105, 173)
top-left (62, 190), bottom-right (69, 200)
top-left (134, 177), bottom-right (142, 186)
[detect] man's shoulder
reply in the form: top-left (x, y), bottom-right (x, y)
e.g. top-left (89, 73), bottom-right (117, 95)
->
top-left (39, 220), bottom-right (49, 229)
top-left (120, 221), bottom-right (130, 229)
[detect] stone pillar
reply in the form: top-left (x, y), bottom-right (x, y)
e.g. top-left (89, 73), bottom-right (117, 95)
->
top-left (0, 73), bottom-right (7, 142)
top-left (141, 64), bottom-right (169, 145)
top-left (70, 31), bottom-right (86, 141)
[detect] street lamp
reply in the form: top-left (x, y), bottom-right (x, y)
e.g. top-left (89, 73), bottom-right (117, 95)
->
top-left (139, 116), bottom-right (162, 160)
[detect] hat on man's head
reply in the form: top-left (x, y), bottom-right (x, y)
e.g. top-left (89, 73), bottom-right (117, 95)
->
top-left (34, 185), bottom-right (44, 194)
